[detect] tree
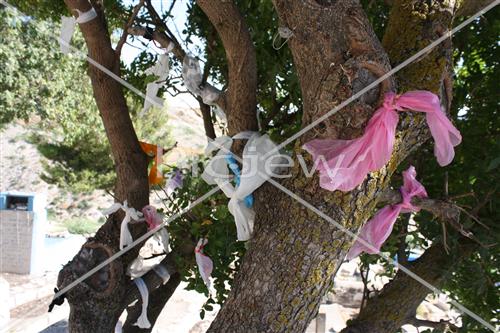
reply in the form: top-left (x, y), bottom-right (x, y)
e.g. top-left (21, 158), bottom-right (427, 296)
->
top-left (2, 0), bottom-right (498, 332)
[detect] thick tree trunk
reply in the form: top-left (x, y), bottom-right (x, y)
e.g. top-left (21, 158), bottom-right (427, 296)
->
top-left (56, 1), bottom-right (154, 332)
top-left (206, 0), bottom-right (459, 332)
top-left (206, 1), bottom-right (396, 331)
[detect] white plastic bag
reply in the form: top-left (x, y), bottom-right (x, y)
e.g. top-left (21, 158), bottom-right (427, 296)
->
top-left (102, 201), bottom-right (144, 250)
top-left (182, 55), bottom-right (203, 96)
top-left (201, 133), bottom-right (284, 241)
top-left (228, 134), bottom-right (284, 240)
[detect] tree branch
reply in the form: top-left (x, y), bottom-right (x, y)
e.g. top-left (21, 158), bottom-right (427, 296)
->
top-left (379, 189), bottom-right (461, 224)
top-left (197, 0), bottom-right (258, 136)
top-left (115, 0), bottom-right (145, 56)
top-left (405, 317), bottom-right (459, 331)
top-left (456, 0), bottom-right (497, 17)
top-left (197, 96), bottom-right (217, 139)
top-left (341, 240), bottom-right (476, 333)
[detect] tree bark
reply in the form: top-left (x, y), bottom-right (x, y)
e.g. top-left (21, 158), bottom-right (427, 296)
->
top-left (56, 1), bottom-right (154, 332)
top-left (197, 97), bottom-right (217, 140)
top-left (207, 1), bottom-right (395, 331)
top-left (206, 0), bottom-right (459, 332)
top-left (197, 0), bottom-right (259, 137)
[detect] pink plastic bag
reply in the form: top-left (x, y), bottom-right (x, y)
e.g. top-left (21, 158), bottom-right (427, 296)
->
top-left (346, 166), bottom-right (427, 260)
top-left (303, 91), bottom-right (461, 192)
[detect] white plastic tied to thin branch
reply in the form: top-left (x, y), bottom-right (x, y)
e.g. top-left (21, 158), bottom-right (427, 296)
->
top-left (182, 54), bottom-right (224, 122)
top-left (133, 278), bottom-right (151, 329)
top-left (201, 132), bottom-right (284, 240)
top-left (142, 82), bottom-right (165, 115)
top-left (145, 54), bottom-right (169, 81)
top-left (200, 84), bottom-right (220, 106)
top-left (59, 7), bottom-right (97, 54)
top-left (213, 105), bottom-right (227, 122)
top-left (142, 54), bottom-right (171, 115)
top-left (182, 55), bottom-right (203, 96)
top-left (102, 201), bottom-right (144, 250)
top-left (152, 264), bottom-right (171, 284)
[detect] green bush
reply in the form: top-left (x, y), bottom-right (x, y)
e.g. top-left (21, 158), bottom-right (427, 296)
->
top-left (63, 217), bottom-right (102, 235)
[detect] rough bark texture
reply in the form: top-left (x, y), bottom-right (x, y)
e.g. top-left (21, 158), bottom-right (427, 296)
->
top-left (197, 0), bottom-right (259, 137)
top-left (206, 0), bottom-right (459, 332)
top-left (207, 1), bottom-right (396, 331)
top-left (56, 1), bottom-right (155, 332)
top-left (340, 1), bottom-right (462, 332)
top-left (341, 241), bottom-right (476, 333)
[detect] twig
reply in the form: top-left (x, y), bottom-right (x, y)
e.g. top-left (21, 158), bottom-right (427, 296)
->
top-left (115, 0), bottom-right (145, 56)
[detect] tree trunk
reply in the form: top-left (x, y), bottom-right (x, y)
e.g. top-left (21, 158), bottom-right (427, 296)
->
top-left (206, 0), bottom-right (458, 331)
top-left (57, 1), bottom-right (154, 332)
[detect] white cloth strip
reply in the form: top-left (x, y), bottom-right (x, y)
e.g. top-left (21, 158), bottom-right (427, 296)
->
top-left (132, 278), bottom-right (151, 329)
top-left (102, 201), bottom-right (144, 250)
top-left (202, 133), bottom-right (285, 240)
top-left (59, 6), bottom-right (97, 54)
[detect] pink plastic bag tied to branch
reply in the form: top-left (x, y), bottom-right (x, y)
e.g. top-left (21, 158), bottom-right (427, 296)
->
top-left (346, 166), bottom-right (427, 260)
top-left (303, 91), bottom-right (462, 192)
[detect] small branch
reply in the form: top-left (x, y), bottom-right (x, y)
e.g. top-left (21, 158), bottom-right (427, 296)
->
top-left (197, 96), bottom-right (217, 140)
top-left (397, 215), bottom-right (410, 266)
top-left (115, 0), bottom-right (145, 56)
top-left (128, 25), bottom-right (227, 111)
top-left (405, 317), bottom-right (459, 331)
top-left (379, 189), bottom-right (461, 224)
top-left (197, 0), bottom-right (258, 135)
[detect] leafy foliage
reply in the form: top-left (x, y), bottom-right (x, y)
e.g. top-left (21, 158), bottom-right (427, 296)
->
top-left (359, 8), bottom-right (500, 332)
top-left (0, 7), bottom-right (172, 192)
top-left (2, 0), bottom-right (499, 329)
top-left (157, 162), bottom-right (245, 313)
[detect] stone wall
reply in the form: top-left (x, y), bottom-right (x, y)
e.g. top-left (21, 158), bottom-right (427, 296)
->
top-left (0, 210), bottom-right (34, 274)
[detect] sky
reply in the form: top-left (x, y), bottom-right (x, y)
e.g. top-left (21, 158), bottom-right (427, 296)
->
top-left (121, 0), bottom-right (200, 109)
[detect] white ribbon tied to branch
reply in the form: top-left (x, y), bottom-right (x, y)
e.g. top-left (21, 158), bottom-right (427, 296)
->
top-left (102, 201), bottom-right (144, 250)
top-left (142, 51), bottom-right (174, 115)
top-left (132, 277), bottom-right (151, 329)
top-left (59, 6), bottom-right (97, 54)
top-left (202, 132), bottom-right (285, 241)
